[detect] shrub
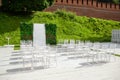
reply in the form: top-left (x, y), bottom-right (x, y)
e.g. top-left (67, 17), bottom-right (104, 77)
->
top-left (20, 22), bottom-right (33, 40)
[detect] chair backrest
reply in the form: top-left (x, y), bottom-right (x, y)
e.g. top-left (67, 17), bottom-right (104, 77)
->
top-left (70, 39), bottom-right (75, 44)
top-left (101, 43), bottom-right (110, 49)
top-left (64, 40), bottom-right (69, 44)
top-left (92, 42), bottom-right (101, 49)
top-left (109, 43), bottom-right (117, 49)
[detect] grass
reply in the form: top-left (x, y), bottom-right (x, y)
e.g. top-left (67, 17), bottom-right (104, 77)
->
top-left (0, 12), bottom-right (32, 47)
top-left (14, 45), bottom-right (20, 50)
top-left (114, 54), bottom-right (120, 57)
top-left (0, 10), bottom-right (120, 47)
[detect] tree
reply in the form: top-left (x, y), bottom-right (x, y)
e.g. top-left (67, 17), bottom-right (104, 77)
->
top-left (113, 0), bottom-right (120, 4)
top-left (2, 0), bottom-right (54, 12)
top-left (97, 0), bottom-right (112, 3)
top-left (97, 0), bottom-right (120, 4)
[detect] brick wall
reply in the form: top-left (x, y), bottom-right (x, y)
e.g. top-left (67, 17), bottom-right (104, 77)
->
top-left (45, 0), bottom-right (120, 21)
top-left (54, 0), bottom-right (120, 10)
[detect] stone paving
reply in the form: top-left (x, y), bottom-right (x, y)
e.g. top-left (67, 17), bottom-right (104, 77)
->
top-left (0, 46), bottom-right (120, 80)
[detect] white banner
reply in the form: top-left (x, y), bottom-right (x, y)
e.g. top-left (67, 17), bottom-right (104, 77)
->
top-left (33, 24), bottom-right (46, 47)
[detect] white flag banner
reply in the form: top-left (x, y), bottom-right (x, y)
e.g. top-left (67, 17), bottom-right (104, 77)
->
top-left (33, 24), bottom-right (46, 47)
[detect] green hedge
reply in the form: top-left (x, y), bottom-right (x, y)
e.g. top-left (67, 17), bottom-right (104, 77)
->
top-left (45, 24), bottom-right (57, 45)
top-left (20, 23), bottom-right (57, 45)
top-left (20, 22), bottom-right (33, 40)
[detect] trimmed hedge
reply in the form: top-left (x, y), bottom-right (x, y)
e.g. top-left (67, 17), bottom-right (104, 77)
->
top-left (45, 24), bottom-right (57, 45)
top-left (20, 22), bottom-right (33, 40)
top-left (20, 23), bottom-right (57, 45)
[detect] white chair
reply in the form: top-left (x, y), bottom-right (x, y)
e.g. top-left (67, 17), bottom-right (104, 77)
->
top-left (46, 47), bottom-right (57, 67)
top-left (32, 49), bottom-right (45, 68)
top-left (22, 50), bottom-right (34, 70)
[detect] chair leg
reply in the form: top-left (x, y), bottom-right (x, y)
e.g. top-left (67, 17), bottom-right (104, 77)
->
top-left (31, 58), bottom-right (34, 70)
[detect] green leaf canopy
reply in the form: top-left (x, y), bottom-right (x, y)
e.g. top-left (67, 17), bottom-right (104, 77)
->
top-left (2, 0), bottom-right (54, 12)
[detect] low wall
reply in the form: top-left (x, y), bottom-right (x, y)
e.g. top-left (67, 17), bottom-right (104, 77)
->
top-left (45, 0), bottom-right (120, 21)
top-left (54, 0), bottom-right (120, 10)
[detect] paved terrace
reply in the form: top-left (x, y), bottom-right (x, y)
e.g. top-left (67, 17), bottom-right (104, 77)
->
top-left (0, 42), bottom-right (120, 80)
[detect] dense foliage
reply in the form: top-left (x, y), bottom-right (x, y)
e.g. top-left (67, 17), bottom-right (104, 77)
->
top-left (30, 10), bottom-right (120, 42)
top-left (97, 0), bottom-right (120, 4)
top-left (0, 12), bottom-right (30, 46)
top-left (45, 24), bottom-right (57, 45)
top-left (113, 0), bottom-right (120, 4)
top-left (1, 0), bottom-right (54, 12)
top-left (0, 10), bottom-right (120, 46)
top-left (20, 22), bottom-right (33, 40)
